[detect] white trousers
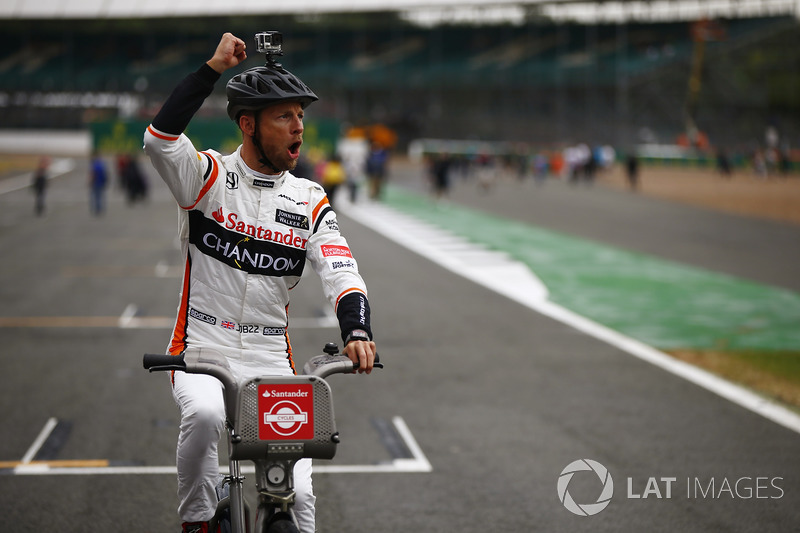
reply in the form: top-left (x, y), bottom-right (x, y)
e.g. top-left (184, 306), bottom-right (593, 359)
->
top-left (172, 370), bottom-right (316, 532)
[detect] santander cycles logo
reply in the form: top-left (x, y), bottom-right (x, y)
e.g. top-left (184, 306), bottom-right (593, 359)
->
top-left (258, 384), bottom-right (315, 441)
top-left (557, 459), bottom-right (614, 516)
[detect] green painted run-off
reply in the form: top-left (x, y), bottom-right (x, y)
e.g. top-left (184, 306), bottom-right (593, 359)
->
top-left (383, 187), bottom-right (800, 352)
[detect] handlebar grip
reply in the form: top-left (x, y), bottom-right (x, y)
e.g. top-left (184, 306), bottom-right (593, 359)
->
top-left (371, 353), bottom-right (384, 369)
top-left (143, 353), bottom-right (186, 372)
top-left (350, 353), bottom-right (384, 370)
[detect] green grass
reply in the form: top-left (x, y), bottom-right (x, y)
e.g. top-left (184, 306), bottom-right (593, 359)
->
top-left (667, 349), bottom-right (800, 409)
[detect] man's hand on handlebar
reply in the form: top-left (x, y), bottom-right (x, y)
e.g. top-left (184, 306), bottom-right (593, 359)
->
top-left (343, 340), bottom-right (377, 374)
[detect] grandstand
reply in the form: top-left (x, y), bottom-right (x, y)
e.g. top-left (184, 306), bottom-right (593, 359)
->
top-left (0, 3), bottom-right (798, 156)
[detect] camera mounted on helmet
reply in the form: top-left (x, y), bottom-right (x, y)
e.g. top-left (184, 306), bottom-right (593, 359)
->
top-left (255, 31), bottom-right (283, 68)
top-left (225, 31), bottom-right (318, 122)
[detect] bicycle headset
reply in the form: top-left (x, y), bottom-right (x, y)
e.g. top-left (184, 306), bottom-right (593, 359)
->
top-left (226, 65), bottom-right (318, 172)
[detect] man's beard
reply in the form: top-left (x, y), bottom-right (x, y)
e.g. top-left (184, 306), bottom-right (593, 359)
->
top-left (256, 142), bottom-right (297, 174)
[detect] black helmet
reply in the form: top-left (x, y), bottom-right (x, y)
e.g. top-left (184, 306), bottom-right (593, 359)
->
top-left (226, 64), bottom-right (318, 121)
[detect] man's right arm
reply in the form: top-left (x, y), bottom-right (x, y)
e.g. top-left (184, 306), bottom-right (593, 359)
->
top-left (143, 65), bottom-right (218, 208)
top-left (152, 32), bottom-right (246, 135)
top-left (150, 64), bottom-right (220, 136)
top-left (143, 33), bottom-right (247, 207)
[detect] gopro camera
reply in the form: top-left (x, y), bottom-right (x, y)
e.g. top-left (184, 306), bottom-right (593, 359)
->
top-left (255, 31), bottom-right (283, 56)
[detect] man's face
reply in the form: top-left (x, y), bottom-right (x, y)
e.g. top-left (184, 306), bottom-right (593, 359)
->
top-left (251, 101), bottom-right (305, 173)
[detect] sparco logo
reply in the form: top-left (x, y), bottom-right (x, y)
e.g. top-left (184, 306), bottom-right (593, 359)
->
top-left (557, 459), bottom-right (614, 516)
top-left (189, 307), bottom-right (216, 325)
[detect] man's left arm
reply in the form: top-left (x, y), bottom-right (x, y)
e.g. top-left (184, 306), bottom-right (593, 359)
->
top-left (338, 292), bottom-right (376, 374)
top-left (306, 195), bottom-right (376, 373)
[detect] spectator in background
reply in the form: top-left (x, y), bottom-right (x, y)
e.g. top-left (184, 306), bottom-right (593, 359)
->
top-left (626, 153), bottom-right (639, 191)
top-left (31, 156), bottom-right (50, 216)
top-left (549, 150), bottom-right (565, 179)
top-left (118, 153), bottom-right (149, 204)
top-left (321, 154), bottom-right (347, 208)
top-left (338, 134), bottom-right (369, 203)
top-left (533, 152), bottom-right (549, 185)
top-left (430, 152), bottom-right (452, 200)
top-left (89, 151), bottom-right (108, 215)
top-left (366, 141), bottom-right (389, 200)
top-left (753, 149), bottom-right (768, 179)
top-left (584, 147), bottom-right (598, 185)
top-left (716, 148), bottom-right (732, 178)
top-left (777, 144), bottom-right (791, 177)
top-left (471, 153), bottom-right (488, 192)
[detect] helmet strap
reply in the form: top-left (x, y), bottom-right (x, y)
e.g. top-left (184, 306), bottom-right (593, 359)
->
top-left (251, 112), bottom-right (281, 174)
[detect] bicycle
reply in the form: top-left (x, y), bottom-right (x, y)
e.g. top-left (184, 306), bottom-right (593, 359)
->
top-left (143, 343), bottom-right (382, 533)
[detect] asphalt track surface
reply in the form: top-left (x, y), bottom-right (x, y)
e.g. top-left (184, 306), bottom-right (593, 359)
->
top-left (1, 156), bottom-right (799, 532)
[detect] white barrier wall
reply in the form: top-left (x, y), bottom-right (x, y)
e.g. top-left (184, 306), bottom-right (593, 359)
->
top-left (0, 130), bottom-right (92, 156)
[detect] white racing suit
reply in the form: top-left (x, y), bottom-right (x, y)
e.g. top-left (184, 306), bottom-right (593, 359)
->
top-left (143, 64), bottom-right (372, 532)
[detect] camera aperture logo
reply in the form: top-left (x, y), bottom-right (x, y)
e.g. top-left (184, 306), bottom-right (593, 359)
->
top-left (558, 459), bottom-right (785, 517)
top-left (557, 459), bottom-right (614, 516)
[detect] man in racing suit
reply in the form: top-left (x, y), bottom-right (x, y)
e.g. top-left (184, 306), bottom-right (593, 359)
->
top-left (143, 33), bottom-right (376, 533)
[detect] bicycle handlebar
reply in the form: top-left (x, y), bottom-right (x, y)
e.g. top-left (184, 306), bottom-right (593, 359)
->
top-left (301, 353), bottom-right (383, 378)
top-left (143, 349), bottom-right (382, 378)
top-left (143, 353), bottom-right (186, 372)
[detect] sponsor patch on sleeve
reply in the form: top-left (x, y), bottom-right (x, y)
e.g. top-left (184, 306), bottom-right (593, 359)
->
top-left (320, 245), bottom-right (352, 258)
top-left (320, 244), bottom-right (357, 272)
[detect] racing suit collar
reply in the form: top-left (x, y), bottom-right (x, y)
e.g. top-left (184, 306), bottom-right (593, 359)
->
top-left (234, 146), bottom-right (287, 190)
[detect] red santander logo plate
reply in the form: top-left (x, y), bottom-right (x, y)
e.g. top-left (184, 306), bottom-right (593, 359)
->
top-left (258, 383), bottom-right (315, 440)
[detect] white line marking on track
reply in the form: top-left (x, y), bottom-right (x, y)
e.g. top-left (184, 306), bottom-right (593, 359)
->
top-left (345, 200), bottom-right (549, 305)
top-left (118, 303), bottom-right (138, 328)
top-left (20, 417), bottom-right (58, 464)
top-left (7, 417), bottom-right (430, 476)
top-left (343, 199), bottom-right (800, 436)
top-left (390, 415), bottom-right (433, 472)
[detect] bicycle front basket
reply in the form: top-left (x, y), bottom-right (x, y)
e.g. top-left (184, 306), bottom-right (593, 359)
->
top-left (230, 375), bottom-right (338, 461)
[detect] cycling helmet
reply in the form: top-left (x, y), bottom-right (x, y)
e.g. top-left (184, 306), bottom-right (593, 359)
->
top-left (226, 64), bottom-right (318, 121)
